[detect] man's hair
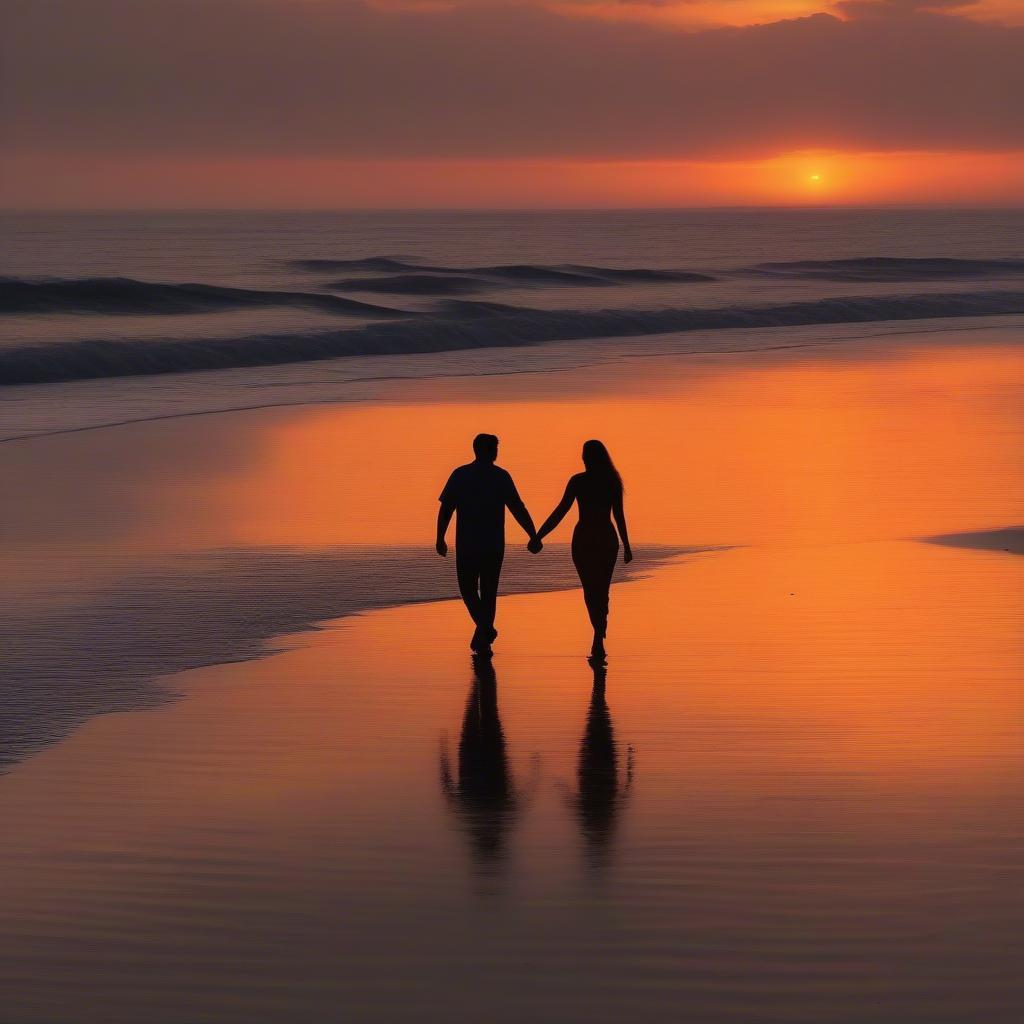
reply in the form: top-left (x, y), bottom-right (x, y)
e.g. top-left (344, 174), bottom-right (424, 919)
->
top-left (472, 433), bottom-right (499, 459)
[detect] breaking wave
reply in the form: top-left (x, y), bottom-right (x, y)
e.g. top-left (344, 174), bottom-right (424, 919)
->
top-left (3, 288), bottom-right (1022, 386)
top-left (563, 264), bottom-right (713, 283)
top-left (329, 274), bottom-right (496, 295)
top-left (290, 257), bottom-right (418, 272)
top-left (751, 257), bottom-right (1024, 282)
top-left (0, 275), bottom-right (405, 317)
top-left (292, 257), bottom-right (715, 287)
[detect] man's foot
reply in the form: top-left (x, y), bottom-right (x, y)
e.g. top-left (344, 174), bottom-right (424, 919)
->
top-left (590, 637), bottom-right (607, 663)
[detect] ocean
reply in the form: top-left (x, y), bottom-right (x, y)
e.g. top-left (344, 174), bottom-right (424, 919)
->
top-left (3, 208), bottom-right (1023, 414)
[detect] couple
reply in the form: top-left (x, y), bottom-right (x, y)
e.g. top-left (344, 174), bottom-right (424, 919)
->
top-left (436, 433), bottom-right (632, 661)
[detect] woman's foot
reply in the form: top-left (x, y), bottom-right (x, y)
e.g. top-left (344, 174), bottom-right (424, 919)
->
top-left (471, 625), bottom-right (497, 653)
top-left (590, 636), bottom-right (607, 663)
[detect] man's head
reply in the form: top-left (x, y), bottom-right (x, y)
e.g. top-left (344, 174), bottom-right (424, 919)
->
top-left (472, 433), bottom-right (499, 463)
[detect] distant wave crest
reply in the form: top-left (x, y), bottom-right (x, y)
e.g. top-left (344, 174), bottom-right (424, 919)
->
top-left (0, 275), bottom-right (404, 317)
top-left (294, 255), bottom-right (1024, 287)
top-left (292, 256), bottom-right (715, 288)
top-left (290, 257), bottom-right (416, 272)
top-left (3, 289), bottom-right (1022, 386)
top-left (328, 274), bottom-right (496, 296)
top-left (751, 257), bottom-right (1024, 282)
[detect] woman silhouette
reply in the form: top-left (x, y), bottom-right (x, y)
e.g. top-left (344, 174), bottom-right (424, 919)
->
top-left (535, 440), bottom-right (632, 661)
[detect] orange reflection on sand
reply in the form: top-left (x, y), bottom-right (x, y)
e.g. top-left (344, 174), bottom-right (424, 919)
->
top-left (214, 345), bottom-right (1023, 549)
top-left (0, 505), bottom-right (1021, 1019)
top-left (4, 536), bottom-right (1019, 871)
top-left (607, 544), bottom-right (1024, 773)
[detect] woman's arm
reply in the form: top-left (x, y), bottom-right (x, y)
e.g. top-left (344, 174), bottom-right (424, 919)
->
top-left (536, 478), bottom-right (577, 541)
top-left (612, 492), bottom-right (633, 563)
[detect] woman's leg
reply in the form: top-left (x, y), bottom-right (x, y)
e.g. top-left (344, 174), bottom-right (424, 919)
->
top-left (573, 532), bottom-right (618, 641)
top-left (592, 557), bottom-right (616, 638)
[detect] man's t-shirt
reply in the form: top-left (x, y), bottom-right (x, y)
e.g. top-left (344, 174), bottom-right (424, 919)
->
top-left (439, 462), bottom-right (525, 553)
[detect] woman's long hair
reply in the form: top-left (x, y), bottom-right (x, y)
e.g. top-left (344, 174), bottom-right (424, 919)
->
top-left (581, 439), bottom-right (623, 497)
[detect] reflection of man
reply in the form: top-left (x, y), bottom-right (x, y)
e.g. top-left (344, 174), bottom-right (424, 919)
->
top-left (436, 433), bottom-right (540, 652)
top-left (440, 655), bottom-right (517, 868)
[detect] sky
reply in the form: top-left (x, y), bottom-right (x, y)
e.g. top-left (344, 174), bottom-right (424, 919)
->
top-left (1, 0), bottom-right (1021, 207)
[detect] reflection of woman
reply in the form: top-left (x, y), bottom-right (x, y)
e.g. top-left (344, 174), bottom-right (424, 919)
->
top-left (535, 440), bottom-right (632, 661)
top-left (568, 664), bottom-right (634, 875)
top-left (440, 656), bottom-right (526, 871)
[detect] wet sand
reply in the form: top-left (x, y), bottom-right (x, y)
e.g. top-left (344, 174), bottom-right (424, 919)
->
top-left (1, 331), bottom-right (1023, 1022)
top-left (927, 526), bottom-right (1024, 555)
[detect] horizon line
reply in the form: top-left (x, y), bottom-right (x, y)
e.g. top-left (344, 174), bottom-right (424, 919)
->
top-left (4, 204), bottom-right (1024, 215)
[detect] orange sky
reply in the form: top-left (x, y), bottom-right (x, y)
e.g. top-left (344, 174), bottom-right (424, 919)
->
top-left (3, 0), bottom-right (1021, 208)
top-left (547, 0), bottom-right (1024, 29)
top-left (5, 150), bottom-right (1023, 209)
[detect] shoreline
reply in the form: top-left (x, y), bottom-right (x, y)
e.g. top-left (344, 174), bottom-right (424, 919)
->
top-left (3, 331), bottom-right (1022, 776)
top-left (0, 542), bottom-right (699, 774)
top-left (2, 316), bottom-right (1022, 444)
top-left (926, 526), bottom-right (1024, 556)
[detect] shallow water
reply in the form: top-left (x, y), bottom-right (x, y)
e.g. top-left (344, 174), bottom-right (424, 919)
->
top-left (1, 338), bottom-right (1022, 1022)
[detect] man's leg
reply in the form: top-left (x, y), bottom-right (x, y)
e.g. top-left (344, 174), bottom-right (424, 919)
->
top-left (455, 549), bottom-right (484, 628)
top-left (477, 547), bottom-right (505, 640)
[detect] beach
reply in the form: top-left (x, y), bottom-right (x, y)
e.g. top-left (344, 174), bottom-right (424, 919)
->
top-left (5, 0), bottom-right (1022, 1010)
top-left (2, 325), bottom-right (1023, 1022)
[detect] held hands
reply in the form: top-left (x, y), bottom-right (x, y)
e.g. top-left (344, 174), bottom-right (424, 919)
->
top-left (436, 539), bottom-right (448, 558)
top-left (527, 536), bottom-right (543, 555)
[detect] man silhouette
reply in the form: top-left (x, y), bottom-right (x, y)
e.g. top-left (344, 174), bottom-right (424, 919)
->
top-left (437, 433), bottom-right (540, 652)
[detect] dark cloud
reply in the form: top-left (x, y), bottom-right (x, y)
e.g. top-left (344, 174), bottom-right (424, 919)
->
top-left (1, 0), bottom-right (1020, 159)
top-left (834, 0), bottom-right (978, 18)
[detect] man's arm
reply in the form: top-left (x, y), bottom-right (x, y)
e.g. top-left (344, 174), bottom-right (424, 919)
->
top-left (436, 501), bottom-right (454, 557)
top-left (505, 476), bottom-right (539, 547)
top-left (436, 469), bottom-right (461, 557)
